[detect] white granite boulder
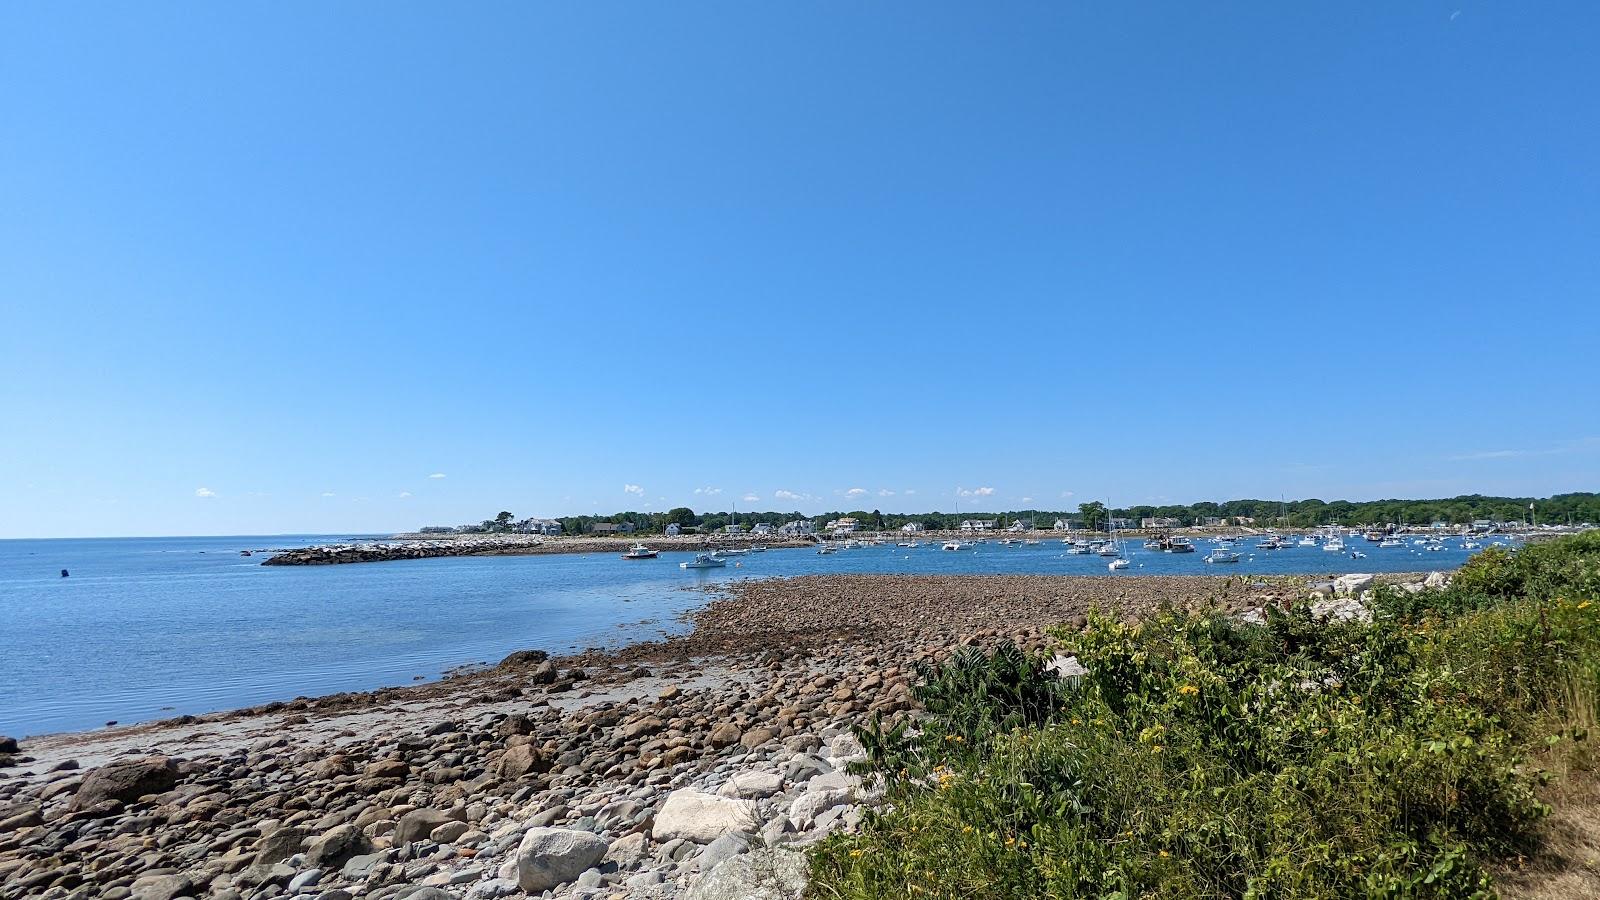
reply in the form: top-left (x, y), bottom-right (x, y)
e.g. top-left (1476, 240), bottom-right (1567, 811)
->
top-left (515, 827), bottom-right (608, 893)
top-left (653, 790), bottom-right (757, 844)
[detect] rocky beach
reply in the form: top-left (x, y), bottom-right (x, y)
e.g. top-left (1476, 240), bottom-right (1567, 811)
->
top-left (0, 572), bottom-right (1444, 900)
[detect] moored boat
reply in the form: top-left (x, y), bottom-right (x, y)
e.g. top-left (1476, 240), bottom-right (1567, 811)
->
top-left (621, 544), bottom-right (658, 559)
top-left (680, 552), bottom-right (727, 569)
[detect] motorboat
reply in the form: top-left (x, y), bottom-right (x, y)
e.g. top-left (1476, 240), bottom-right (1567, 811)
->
top-left (680, 552), bottom-right (727, 569)
top-left (1297, 536), bottom-right (1318, 547)
top-left (1255, 538), bottom-right (1283, 550)
top-left (1323, 538), bottom-right (1345, 552)
top-left (1098, 542), bottom-right (1120, 557)
top-left (717, 547), bottom-right (750, 556)
top-left (1065, 541), bottom-right (1092, 554)
top-left (750, 545), bottom-right (768, 552)
top-left (942, 540), bottom-right (964, 551)
top-left (817, 545), bottom-right (838, 555)
top-left (621, 544), bottom-right (659, 560)
top-left (1108, 557), bottom-right (1130, 571)
top-left (1205, 548), bottom-right (1241, 564)
top-left (1379, 538), bottom-right (1404, 548)
top-left (1165, 538), bottom-right (1196, 553)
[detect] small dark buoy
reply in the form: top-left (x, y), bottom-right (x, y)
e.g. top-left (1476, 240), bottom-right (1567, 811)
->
top-left (60, 569), bottom-right (69, 578)
top-left (105, 720), bottom-right (117, 727)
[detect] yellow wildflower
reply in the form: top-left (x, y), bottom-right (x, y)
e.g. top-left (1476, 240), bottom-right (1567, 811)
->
top-left (1178, 684), bottom-right (1199, 696)
top-left (1580, 600), bottom-right (1593, 610)
top-left (1160, 850), bottom-right (1170, 858)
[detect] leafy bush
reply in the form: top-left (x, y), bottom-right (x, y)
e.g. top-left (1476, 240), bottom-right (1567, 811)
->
top-left (812, 533), bottom-right (1600, 899)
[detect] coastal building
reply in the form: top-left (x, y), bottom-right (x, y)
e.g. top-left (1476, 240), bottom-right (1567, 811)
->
top-left (960, 519), bottom-right (997, 532)
top-left (515, 518), bottom-right (563, 535)
top-left (723, 523), bottom-right (748, 535)
top-left (1007, 520), bottom-right (1029, 532)
top-left (901, 522), bottom-right (924, 533)
top-left (826, 517), bottom-right (860, 535)
top-left (1234, 516), bottom-right (1256, 526)
top-left (589, 522), bottom-right (635, 535)
top-left (1471, 519), bottom-right (1494, 532)
top-left (664, 523), bottom-right (681, 536)
top-left (1430, 521), bottom-right (1451, 531)
top-left (1141, 516), bottom-right (1181, 530)
top-left (750, 523), bottom-right (776, 536)
top-left (1110, 517), bottom-right (1133, 530)
top-left (779, 520), bottom-right (816, 536)
top-left (1199, 516), bottom-right (1225, 527)
top-left (1052, 518), bottom-right (1074, 531)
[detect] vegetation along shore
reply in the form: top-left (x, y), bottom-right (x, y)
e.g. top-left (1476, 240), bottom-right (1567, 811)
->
top-left (2, 537), bottom-right (1597, 899)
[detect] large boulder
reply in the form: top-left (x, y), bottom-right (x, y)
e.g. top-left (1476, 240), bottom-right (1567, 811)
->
top-left (1332, 573), bottom-right (1374, 597)
top-left (652, 790), bottom-right (756, 844)
top-left (130, 873), bottom-right (193, 900)
top-left (1425, 571), bottom-right (1451, 590)
top-left (306, 822), bottom-right (371, 868)
top-left (686, 848), bottom-right (808, 900)
top-left (499, 649), bottom-right (549, 668)
top-left (72, 756), bottom-right (180, 811)
top-left (394, 808), bottom-right (454, 844)
top-left (515, 827), bottom-right (609, 893)
top-left (491, 744), bottom-right (547, 779)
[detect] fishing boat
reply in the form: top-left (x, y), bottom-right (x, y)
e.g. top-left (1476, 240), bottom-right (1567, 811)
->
top-left (621, 544), bottom-right (658, 560)
top-left (717, 547), bottom-right (750, 556)
top-left (1379, 537), bottom-right (1404, 548)
top-left (1205, 547), bottom-right (1241, 564)
top-left (1297, 535), bottom-right (1318, 547)
top-left (1065, 541), bottom-right (1092, 554)
top-left (1165, 537), bottom-right (1196, 553)
top-left (942, 540), bottom-right (965, 551)
top-left (750, 545), bottom-right (768, 552)
top-left (680, 552), bottom-right (726, 569)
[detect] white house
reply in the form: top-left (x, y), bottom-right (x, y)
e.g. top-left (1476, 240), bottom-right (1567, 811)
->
top-left (900, 522), bottom-right (924, 533)
top-left (590, 522), bottom-right (635, 535)
top-left (519, 518), bottom-right (563, 535)
top-left (1007, 520), bottom-right (1028, 532)
top-left (1141, 517), bottom-right (1181, 530)
top-left (779, 520), bottom-right (816, 536)
top-left (1052, 519), bottom-right (1072, 531)
top-left (826, 517), bottom-right (860, 535)
top-left (750, 523), bottom-right (775, 536)
top-left (664, 523), bottom-right (681, 536)
top-left (960, 519), bottom-right (997, 532)
top-left (723, 523), bottom-right (748, 535)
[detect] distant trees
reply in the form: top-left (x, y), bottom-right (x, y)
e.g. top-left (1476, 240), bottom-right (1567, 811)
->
top-left (430, 493), bottom-right (1599, 537)
top-left (1077, 501), bottom-right (1108, 532)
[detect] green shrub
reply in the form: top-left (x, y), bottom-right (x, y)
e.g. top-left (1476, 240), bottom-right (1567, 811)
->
top-left (812, 533), bottom-right (1600, 899)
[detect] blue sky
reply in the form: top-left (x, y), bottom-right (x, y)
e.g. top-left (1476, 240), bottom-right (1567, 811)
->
top-left (2, 3), bottom-right (1596, 538)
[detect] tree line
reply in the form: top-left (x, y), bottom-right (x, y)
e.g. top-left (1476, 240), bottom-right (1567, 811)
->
top-left (428, 492), bottom-right (1597, 535)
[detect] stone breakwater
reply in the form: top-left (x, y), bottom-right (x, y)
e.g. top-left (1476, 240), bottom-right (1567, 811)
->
top-left (263, 536), bottom-right (814, 566)
top-left (0, 572), bottom-right (1444, 900)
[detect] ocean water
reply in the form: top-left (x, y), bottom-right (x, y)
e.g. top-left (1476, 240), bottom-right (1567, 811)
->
top-left (0, 534), bottom-right (1486, 737)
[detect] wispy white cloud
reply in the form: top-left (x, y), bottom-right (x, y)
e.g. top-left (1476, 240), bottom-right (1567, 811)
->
top-left (877, 489), bottom-right (896, 497)
top-left (742, 493), bottom-right (760, 503)
top-left (1060, 490), bottom-right (1076, 499)
top-left (624, 483), bottom-right (645, 495)
top-left (428, 472), bottom-right (447, 479)
top-left (958, 486), bottom-right (996, 498)
top-left (194, 487), bottom-right (216, 499)
top-left (775, 489), bottom-right (809, 502)
top-left (1448, 437), bottom-right (1600, 462)
top-left (1020, 496), bottom-right (1033, 503)
top-left (904, 489), bottom-right (916, 495)
top-left (693, 486), bottom-right (722, 496)
top-left (398, 491), bottom-right (412, 499)
top-left (321, 491), bottom-right (336, 498)
top-left (845, 487), bottom-right (868, 498)
top-left (1449, 9), bottom-right (1461, 21)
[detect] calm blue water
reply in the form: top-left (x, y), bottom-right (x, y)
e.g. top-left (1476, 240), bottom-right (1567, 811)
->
top-left (0, 534), bottom-right (1488, 737)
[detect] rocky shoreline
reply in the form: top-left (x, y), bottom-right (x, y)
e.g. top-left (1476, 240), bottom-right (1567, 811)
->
top-left (0, 572), bottom-right (1444, 900)
top-left (262, 536), bottom-right (814, 567)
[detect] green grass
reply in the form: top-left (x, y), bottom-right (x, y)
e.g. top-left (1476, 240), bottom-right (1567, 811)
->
top-left (810, 531), bottom-right (1600, 899)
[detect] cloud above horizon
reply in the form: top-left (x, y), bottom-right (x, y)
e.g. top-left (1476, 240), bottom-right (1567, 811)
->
top-left (742, 493), bottom-right (760, 503)
top-left (194, 487), bottom-right (216, 498)
top-left (845, 487), bottom-right (868, 498)
top-left (693, 486), bottom-right (722, 495)
top-left (398, 491), bottom-right (412, 499)
top-left (774, 489), bottom-right (809, 502)
top-left (428, 473), bottom-right (447, 479)
top-left (958, 486), bottom-right (996, 498)
top-left (624, 483), bottom-right (645, 495)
